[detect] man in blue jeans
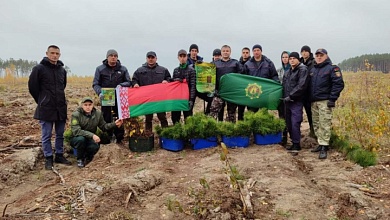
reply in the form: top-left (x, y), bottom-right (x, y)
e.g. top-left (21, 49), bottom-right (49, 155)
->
top-left (28, 45), bottom-right (71, 170)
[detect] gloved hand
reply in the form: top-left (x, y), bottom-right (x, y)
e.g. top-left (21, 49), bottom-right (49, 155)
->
top-left (99, 93), bottom-right (104, 100)
top-left (173, 78), bottom-right (183, 83)
top-left (327, 100), bottom-right (336, 108)
top-left (189, 101), bottom-right (194, 110)
top-left (283, 96), bottom-right (293, 102)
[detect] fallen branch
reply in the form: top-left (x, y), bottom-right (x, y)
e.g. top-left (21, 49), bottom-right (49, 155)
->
top-left (79, 187), bottom-right (86, 203)
top-left (381, 165), bottom-right (390, 174)
top-left (125, 192), bottom-right (132, 208)
top-left (52, 167), bottom-right (65, 185)
top-left (346, 182), bottom-right (374, 193)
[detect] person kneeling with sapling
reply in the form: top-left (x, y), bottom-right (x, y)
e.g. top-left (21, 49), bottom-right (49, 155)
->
top-left (70, 97), bottom-right (123, 168)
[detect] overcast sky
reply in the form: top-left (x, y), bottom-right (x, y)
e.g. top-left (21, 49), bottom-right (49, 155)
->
top-left (1, 0), bottom-right (389, 76)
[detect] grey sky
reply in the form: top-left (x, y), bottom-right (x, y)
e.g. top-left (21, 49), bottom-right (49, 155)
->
top-left (1, 0), bottom-right (389, 76)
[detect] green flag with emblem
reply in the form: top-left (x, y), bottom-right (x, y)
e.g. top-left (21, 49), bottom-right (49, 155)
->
top-left (195, 62), bottom-right (216, 94)
top-left (219, 73), bottom-right (282, 110)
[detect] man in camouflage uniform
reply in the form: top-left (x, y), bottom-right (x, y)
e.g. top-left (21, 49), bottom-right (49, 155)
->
top-left (310, 48), bottom-right (344, 159)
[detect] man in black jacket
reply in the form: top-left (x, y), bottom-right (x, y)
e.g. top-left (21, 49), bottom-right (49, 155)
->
top-left (132, 51), bottom-right (171, 131)
top-left (300, 45), bottom-right (315, 137)
top-left (28, 45), bottom-right (71, 170)
top-left (310, 48), bottom-right (344, 159)
top-left (171, 49), bottom-right (196, 123)
top-left (282, 52), bottom-right (309, 152)
top-left (92, 49), bottom-right (131, 144)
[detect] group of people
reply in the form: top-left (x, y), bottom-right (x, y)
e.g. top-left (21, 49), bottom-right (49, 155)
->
top-left (28, 43), bottom-right (344, 170)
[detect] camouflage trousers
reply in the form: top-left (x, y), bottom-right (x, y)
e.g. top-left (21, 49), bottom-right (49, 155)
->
top-left (311, 100), bottom-right (333, 145)
top-left (209, 96), bottom-right (237, 122)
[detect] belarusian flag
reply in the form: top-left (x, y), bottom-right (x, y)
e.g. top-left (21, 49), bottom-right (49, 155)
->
top-left (117, 81), bottom-right (189, 118)
top-left (219, 73), bottom-right (282, 110)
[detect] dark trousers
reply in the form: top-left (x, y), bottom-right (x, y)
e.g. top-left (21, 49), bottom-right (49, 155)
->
top-left (70, 136), bottom-right (100, 160)
top-left (247, 107), bottom-right (259, 113)
top-left (217, 101), bottom-right (226, 121)
top-left (237, 105), bottom-right (246, 121)
top-left (277, 101), bottom-right (288, 138)
top-left (145, 113), bottom-right (168, 131)
top-left (303, 98), bottom-right (313, 130)
top-left (196, 91), bottom-right (213, 114)
top-left (285, 101), bottom-right (303, 144)
top-left (102, 103), bottom-right (124, 142)
top-left (171, 109), bottom-right (193, 124)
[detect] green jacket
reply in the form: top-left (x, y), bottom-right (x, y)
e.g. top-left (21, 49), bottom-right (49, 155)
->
top-left (70, 107), bottom-right (116, 139)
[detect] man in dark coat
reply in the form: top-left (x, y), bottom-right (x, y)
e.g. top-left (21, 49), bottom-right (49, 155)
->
top-left (237, 47), bottom-right (251, 121)
top-left (132, 51), bottom-right (171, 131)
top-left (171, 49), bottom-right (196, 123)
top-left (282, 52), bottom-right (309, 152)
top-left (310, 48), bottom-right (344, 159)
top-left (300, 45), bottom-right (315, 137)
top-left (28, 45), bottom-right (71, 170)
top-left (92, 49), bottom-right (131, 144)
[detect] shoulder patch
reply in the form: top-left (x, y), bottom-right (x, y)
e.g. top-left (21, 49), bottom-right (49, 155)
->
top-left (71, 119), bottom-right (78, 125)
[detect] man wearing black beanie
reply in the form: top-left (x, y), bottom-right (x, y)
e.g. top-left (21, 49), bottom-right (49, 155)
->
top-left (300, 45), bottom-right (315, 138)
top-left (187, 44), bottom-right (203, 66)
top-left (282, 52), bottom-right (309, 152)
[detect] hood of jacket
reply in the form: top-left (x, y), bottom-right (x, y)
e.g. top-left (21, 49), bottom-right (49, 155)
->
top-left (40, 57), bottom-right (64, 67)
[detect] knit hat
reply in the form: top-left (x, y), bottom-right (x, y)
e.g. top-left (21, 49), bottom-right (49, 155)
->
top-left (289, 52), bottom-right (300, 60)
top-left (252, 44), bottom-right (262, 51)
top-left (189, 44), bottom-right (199, 52)
top-left (178, 49), bottom-right (187, 56)
top-left (213, 49), bottom-right (221, 56)
top-left (81, 97), bottom-right (93, 103)
top-left (301, 45), bottom-right (311, 53)
top-left (106, 49), bottom-right (118, 58)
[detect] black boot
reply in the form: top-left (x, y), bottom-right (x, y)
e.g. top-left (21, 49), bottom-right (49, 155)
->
top-left (287, 143), bottom-right (301, 151)
top-left (319, 145), bottom-right (329, 159)
top-left (45, 156), bottom-right (53, 170)
top-left (279, 136), bottom-right (287, 147)
top-left (311, 145), bottom-right (323, 153)
top-left (55, 154), bottom-right (72, 165)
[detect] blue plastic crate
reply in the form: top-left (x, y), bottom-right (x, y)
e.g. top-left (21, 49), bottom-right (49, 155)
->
top-left (191, 137), bottom-right (217, 150)
top-left (222, 136), bottom-right (250, 148)
top-left (254, 132), bottom-right (282, 145)
top-left (160, 138), bottom-right (184, 152)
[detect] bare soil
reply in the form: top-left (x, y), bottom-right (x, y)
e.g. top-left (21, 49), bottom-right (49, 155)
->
top-left (0, 83), bottom-right (389, 220)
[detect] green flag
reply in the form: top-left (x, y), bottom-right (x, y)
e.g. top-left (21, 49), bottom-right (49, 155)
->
top-left (219, 73), bottom-right (282, 110)
top-left (195, 62), bottom-right (216, 94)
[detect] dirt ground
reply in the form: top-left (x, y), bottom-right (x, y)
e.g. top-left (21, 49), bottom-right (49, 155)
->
top-left (0, 83), bottom-right (389, 220)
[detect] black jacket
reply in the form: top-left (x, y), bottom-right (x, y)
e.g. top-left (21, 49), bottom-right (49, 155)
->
top-left (300, 53), bottom-right (315, 72)
top-left (172, 64), bottom-right (196, 102)
top-left (214, 58), bottom-right (243, 90)
top-left (282, 63), bottom-right (309, 101)
top-left (132, 63), bottom-right (171, 86)
top-left (239, 56), bottom-right (251, 65)
top-left (310, 58), bottom-right (344, 102)
top-left (186, 54), bottom-right (203, 66)
top-left (28, 57), bottom-right (67, 121)
top-left (244, 55), bottom-right (279, 82)
top-left (92, 59), bottom-right (131, 95)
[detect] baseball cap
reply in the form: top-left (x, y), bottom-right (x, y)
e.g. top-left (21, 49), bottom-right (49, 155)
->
top-left (178, 49), bottom-right (187, 56)
top-left (146, 51), bottom-right (157, 57)
top-left (81, 97), bottom-right (93, 103)
top-left (213, 49), bottom-right (221, 56)
top-left (315, 48), bottom-right (328, 55)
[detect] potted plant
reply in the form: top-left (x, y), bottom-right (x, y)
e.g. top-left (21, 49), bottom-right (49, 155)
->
top-left (155, 123), bottom-right (187, 151)
top-left (123, 117), bottom-right (154, 152)
top-left (219, 121), bottom-right (252, 148)
top-left (184, 113), bottom-right (219, 150)
top-left (244, 109), bottom-right (286, 145)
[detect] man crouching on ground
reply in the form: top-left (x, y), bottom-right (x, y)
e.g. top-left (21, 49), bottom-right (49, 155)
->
top-left (70, 97), bottom-right (123, 168)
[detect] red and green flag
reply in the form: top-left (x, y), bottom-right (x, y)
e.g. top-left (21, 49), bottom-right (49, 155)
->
top-left (117, 81), bottom-right (189, 118)
top-left (219, 73), bottom-right (282, 110)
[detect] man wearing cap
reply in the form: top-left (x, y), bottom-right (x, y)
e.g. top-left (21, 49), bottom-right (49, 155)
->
top-left (187, 44), bottom-right (203, 66)
top-left (281, 52), bottom-right (309, 152)
top-left (70, 97), bottom-right (123, 168)
top-left (212, 49), bottom-right (222, 63)
top-left (310, 48), bottom-right (344, 159)
top-left (243, 44), bottom-right (279, 112)
top-left (92, 49), bottom-right (131, 144)
top-left (237, 47), bottom-right (252, 121)
top-left (300, 45), bottom-right (315, 138)
top-left (29, 45), bottom-right (71, 170)
top-left (132, 51), bottom-right (171, 131)
top-left (171, 49), bottom-right (196, 123)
